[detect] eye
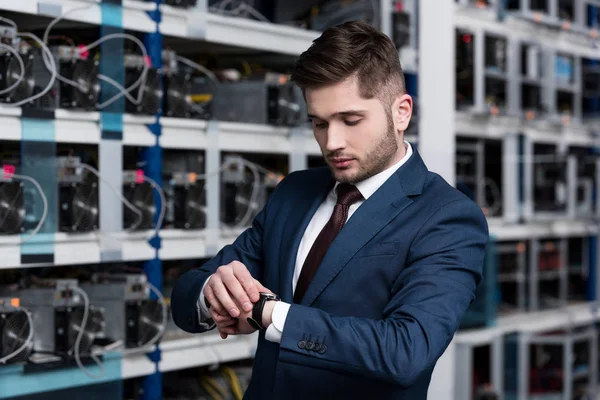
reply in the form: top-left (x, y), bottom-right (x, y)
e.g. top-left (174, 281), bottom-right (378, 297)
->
top-left (310, 119), bottom-right (328, 129)
top-left (344, 119), bottom-right (361, 126)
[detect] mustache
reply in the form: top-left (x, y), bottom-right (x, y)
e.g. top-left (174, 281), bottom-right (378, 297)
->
top-left (326, 152), bottom-right (355, 159)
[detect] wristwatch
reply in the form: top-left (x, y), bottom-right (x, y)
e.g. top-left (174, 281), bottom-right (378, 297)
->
top-left (247, 292), bottom-right (280, 331)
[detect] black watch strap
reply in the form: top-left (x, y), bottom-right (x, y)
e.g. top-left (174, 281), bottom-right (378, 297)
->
top-left (252, 296), bottom-right (268, 330)
top-left (248, 292), bottom-right (280, 331)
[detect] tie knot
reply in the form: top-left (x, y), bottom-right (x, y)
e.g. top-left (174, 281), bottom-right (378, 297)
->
top-left (336, 183), bottom-right (363, 206)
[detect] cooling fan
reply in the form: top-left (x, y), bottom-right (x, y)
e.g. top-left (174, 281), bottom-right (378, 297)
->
top-left (164, 71), bottom-right (192, 118)
top-left (61, 57), bottom-right (100, 110)
top-left (0, 179), bottom-right (25, 234)
top-left (0, 49), bottom-right (35, 104)
top-left (53, 304), bottom-right (104, 356)
top-left (65, 306), bottom-right (105, 355)
top-left (0, 304), bottom-right (33, 363)
top-left (58, 157), bottom-right (99, 233)
top-left (60, 179), bottom-right (99, 232)
top-left (274, 83), bottom-right (304, 127)
top-left (123, 171), bottom-right (155, 230)
top-left (126, 67), bottom-right (162, 115)
top-left (173, 175), bottom-right (206, 230)
top-left (127, 300), bottom-right (165, 348)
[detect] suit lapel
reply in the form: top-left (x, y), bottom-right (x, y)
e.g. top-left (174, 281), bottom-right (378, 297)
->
top-left (300, 149), bottom-right (429, 306)
top-left (278, 169), bottom-right (334, 303)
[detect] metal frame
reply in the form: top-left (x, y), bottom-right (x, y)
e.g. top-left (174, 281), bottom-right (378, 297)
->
top-left (512, 327), bottom-right (598, 400)
top-left (529, 237), bottom-right (568, 311)
top-left (454, 336), bottom-right (505, 400)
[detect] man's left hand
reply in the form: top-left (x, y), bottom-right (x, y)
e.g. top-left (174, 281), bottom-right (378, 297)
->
top-left (211, 287), bottom-right (277, 339)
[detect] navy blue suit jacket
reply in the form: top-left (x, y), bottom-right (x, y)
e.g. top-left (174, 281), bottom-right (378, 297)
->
top-left (171, 148), bottom-right (489, 399)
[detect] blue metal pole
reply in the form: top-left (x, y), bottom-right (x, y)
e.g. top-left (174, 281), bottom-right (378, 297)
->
top-left (141, 3), bottom-right (164, 400)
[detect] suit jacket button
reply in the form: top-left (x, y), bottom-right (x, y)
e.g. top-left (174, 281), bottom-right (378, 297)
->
top-left (298, 340), bottom-right (306, 349)
top-left (318, 344), bottom-right (327, 354)
top-left (306, 341), bottom-right (314, 351)
top-left (312, 343), bottom-right (321, 352)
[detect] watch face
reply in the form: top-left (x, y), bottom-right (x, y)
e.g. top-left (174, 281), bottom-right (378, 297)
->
top-left (260, 292), bottom-right (280, 301)
top-left (247, 317), bottom-right (263, 331)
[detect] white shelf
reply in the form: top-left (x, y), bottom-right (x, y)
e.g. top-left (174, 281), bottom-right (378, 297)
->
top-left (55, 110), bottom-right (100, 144)
top-left (489, 220), bottom-right (599, 241)
top-left (160, 118), bottom-right (321, 155)
top-left (159, 229), bottom-right (208, 260)
top-left (123, 114), bottom-right (157, 147)
top-left (204, 13), bottom-right (320, 56)
top-left (456, 302), bottom-right (600, 345)
top-left (159, 331), bottom-right (257, 373)
top-left (159, 117), bottom-right (208, 150)
top-left (0, 231), bottom-right (156, 269)
top-left (159, 8), bottom-right (320, 55)
top-left (121, 347), bottom-right (157, 379)
top-left (218, 121), bottom-right (319, 155)
top-left (0, 0), bottom-right (157, 32)
top-left (455, 112), bottom-right (599, 146)
top-left (0, 108), bottom-right (22, 141)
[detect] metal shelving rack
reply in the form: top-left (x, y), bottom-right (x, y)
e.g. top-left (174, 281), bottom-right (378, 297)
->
top-left (445, 1), bottom-right (600, 399)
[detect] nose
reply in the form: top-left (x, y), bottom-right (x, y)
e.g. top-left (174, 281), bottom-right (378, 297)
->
top-left (325, 123), bottom-right (346, 153)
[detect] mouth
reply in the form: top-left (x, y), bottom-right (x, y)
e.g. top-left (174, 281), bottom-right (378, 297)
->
top-left (329, 157), bottom-right (354, 169)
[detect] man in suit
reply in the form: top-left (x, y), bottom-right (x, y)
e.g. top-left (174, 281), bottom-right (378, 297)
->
top-left (171, 20), bottom-right (489, 399)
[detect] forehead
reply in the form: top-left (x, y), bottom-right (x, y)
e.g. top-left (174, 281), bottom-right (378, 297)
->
top-left (305, 77), bottom-right (379, 117)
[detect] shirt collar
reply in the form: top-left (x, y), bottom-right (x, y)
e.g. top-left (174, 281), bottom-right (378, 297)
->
top-left (333, 141), bottom-right (413, 201)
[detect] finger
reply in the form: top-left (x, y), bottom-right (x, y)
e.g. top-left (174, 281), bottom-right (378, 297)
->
top-left (253, 279), bottom-right (272, 294)
top-left (220, 326), bottom-right (236, 335)
top-left (221, 266), bottom-right (253, 313)
top-left (204, 284), bottom-right (226, 316)
top-left (220, 331), bottom-right (228, 339)
top-left (210, 308), bottom-right (235, 324)
top-left (211, 277), bottom-right (241, 318)
top-left (216, 318), bottom-right (236, 328)
top-left (232, 262), bottom-right (260, 303)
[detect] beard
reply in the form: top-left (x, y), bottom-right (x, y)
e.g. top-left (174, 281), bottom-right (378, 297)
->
top-left (326, 111), bottom-right (399, 184)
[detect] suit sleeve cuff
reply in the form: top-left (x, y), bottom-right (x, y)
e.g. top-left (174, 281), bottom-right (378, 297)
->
top-left (196, 275), bottom-right (215, 330)
top-left (265, 301), bottom-right (291, 344)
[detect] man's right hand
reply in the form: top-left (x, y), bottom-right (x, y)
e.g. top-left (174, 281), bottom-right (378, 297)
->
top-left (203, 260), bottom-right (267, 319)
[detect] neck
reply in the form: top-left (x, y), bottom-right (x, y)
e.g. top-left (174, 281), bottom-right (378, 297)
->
top-left (388, 140), bottom-right (407, 168)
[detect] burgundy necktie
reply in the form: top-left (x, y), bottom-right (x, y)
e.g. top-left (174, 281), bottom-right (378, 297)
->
top-left (293, 183), bottom-right (364, 304)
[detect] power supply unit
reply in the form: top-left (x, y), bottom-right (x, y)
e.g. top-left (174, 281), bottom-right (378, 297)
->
top-left (57, 156), bottom-right (99, 233)
top-left (165, 172), bottom-right (206, 230)
top-left (211, 72), bottom-right (306, 127)
top-left (0, 173), bottom-right (25, 235)
top-left (31, 45), bottom-right (100, 111)
top-left (123, 170), bottom-right (155, 231)
top-left (161, 50), bottom-right (206, 119)
top-left (124, 54), bottom-right (162, 115)
top-left (80, 274), bottom-right (165, 349)
top-left (0, 297), bottom-right (33, 364)
top-left (0, 27), bottom-right (35, 105)
top-left (0, 280), bottom-right (105, 359)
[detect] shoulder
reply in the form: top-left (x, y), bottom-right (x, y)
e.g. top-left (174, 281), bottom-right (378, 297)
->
top-left (417, 171), bottom-right (488, 229)
top-left (276, 166), bottom-right (331, 192)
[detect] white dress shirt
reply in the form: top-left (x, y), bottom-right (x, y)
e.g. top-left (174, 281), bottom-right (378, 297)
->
top-left (200, 142), bottom-right (413, 343)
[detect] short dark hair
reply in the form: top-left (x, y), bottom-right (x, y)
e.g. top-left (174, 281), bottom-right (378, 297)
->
top-left (291, 20), bottom-right (405, 106)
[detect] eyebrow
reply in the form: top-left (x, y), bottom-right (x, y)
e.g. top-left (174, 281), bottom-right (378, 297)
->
top-left (307, 109), bottom-right (367, 120)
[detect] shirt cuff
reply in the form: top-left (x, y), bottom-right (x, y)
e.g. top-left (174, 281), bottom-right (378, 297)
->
top-left (264, 301), bottom-right (291, 344)
top-left (195, 275), bottom-right (216, 330)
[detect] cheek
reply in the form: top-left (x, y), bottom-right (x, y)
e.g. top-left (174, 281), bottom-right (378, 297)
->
top-left (313, 130), bottom-right (327, 149)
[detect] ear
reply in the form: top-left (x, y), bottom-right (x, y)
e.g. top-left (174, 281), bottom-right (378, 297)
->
top-left (392, 94), bottom-right (413, 132)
